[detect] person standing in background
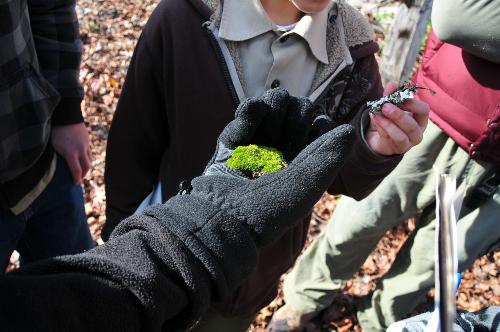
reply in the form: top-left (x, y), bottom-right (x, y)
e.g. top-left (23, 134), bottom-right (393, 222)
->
top-left (270, 0), bottom-right (500, 331)
top-left (0, 0), bottom-right (95, 271)
top-left (103, 0), bottom-right (429, 330)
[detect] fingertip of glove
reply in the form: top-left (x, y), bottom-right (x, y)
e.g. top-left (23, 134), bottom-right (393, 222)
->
top-left (290, 96), bottom-right (314, 119)
top-left (297, 96), bottom-right (313, 109)
top-left (265, 87), bottom-right (289, 98)
top-left (235, 97), bottom-right (266, 117)
top-left (310, 115), bottom-right (334, 141)
top-left (262, 88), bottom-right (290, 110)
top-left (328, 124), bottom-right (355, 143)
top-left (335, 124), bottom-right (355, 137)
top-left (326, 124), bottom-right (356, 153)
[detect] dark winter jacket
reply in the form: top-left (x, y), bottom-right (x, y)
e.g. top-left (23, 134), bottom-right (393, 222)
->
top-left (104, 0), bottom-right (401, 317)
top-left (415, 30), bottom-right (500, 165)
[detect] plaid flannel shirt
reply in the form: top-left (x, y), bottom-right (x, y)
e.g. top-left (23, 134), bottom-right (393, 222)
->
top-left (0, 0), bottom-right (83, 183)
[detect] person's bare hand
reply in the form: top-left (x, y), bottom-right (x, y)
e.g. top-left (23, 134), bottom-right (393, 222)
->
top-left (51, 123), bottom-right (92, 184)
top-left (366, 82), bottom-right (430, 156)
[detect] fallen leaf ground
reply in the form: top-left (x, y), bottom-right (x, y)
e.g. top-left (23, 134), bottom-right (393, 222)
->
top-left (7, 0), bottom-right (499, 330)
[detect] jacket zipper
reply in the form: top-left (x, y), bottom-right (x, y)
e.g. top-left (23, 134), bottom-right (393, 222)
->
top-left (203, 22), bottom-right (240, 108)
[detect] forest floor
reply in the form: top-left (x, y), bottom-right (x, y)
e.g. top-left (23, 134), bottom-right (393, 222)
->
top-left (8, 0), bottom-right (499, 330)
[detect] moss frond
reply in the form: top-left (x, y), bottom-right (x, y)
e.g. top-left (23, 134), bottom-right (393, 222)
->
top-left (227, 145), bottom-right (287, 177)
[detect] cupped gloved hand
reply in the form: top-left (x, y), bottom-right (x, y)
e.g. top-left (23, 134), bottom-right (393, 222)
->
top-left (204, 88), bottom-right (314, 177)
top-left (143, 88), bottom-right (355, 298)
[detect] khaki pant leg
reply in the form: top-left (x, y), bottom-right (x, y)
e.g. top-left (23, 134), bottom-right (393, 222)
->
top-left (357, 208), bottom-right (437, 332)
top-left (457, 187), bottom-right (500, 271)
top-left (357, 147), bottom-right (497, 331)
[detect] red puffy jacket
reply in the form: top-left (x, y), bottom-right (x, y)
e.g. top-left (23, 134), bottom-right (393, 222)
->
top-left (414, 30), bottom-right (500, 166)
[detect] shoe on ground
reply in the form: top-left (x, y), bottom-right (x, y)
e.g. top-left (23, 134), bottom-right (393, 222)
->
top-left (267, 304), bottom-right (317, 332)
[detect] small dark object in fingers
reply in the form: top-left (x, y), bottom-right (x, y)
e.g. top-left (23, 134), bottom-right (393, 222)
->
top-left (367, 81), bottom-right (436, 115)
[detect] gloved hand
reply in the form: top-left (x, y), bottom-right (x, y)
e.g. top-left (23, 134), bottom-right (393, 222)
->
top-left (143, 88), bottom-right (355, 297)
top-left (204, 88), bottom-right (315, 178)
top-left (0, 89), bottom-right (356, 332)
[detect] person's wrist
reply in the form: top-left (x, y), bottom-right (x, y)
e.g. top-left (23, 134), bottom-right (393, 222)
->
top-left (50, 98), bottom-right (84, 125)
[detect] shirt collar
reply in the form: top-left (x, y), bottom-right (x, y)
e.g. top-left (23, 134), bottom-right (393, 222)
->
top-left (293, 6), bottom-right (330, 64)
top-left (219, 0), bottom-right (274, 42)
top-left (219, 0), bottom-right (330, 64)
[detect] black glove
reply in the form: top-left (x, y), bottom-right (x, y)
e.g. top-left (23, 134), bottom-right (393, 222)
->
top-left (143, 88), bottom-right (355, 296)
top-left (0, 89), bottom-right (355, 332)
top-left (204, 88), bottom-right (315, 177)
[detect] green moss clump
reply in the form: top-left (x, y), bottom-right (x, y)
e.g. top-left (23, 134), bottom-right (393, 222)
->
top-left (227, 144), bottom-right (287, 178)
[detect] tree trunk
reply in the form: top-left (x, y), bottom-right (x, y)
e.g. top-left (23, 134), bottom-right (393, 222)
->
top-left (379, 0), bottom-right (433, 85)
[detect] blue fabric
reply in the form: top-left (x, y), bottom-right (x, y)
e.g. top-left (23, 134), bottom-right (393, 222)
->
top-left (0, 155), bottom-right (94, 271)
top-left (387, 306), bottom-right (500, 332)
top-left (134, 181), bottom-right (163, 215)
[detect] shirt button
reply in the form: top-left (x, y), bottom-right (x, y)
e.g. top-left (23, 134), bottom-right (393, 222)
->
top-left (280, 35), bottom-right (289, 43)
top-left (271, 79), bottom-right (280, 88)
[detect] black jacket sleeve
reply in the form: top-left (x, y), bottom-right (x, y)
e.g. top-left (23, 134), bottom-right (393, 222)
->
top-left (0, 95), bottom-right (355, 332)
top-left (104, 25), bottom-right (169, 239)
top-left (0, 207), bottom-right (223, 332)
top-left (327, 55), bottom-right (402, 200)
top-left (28, 0), bottom-right (84, 124)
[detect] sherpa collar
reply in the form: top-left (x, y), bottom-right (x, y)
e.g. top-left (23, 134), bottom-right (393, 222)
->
top-left (218, 0), bottom-right (329, 64)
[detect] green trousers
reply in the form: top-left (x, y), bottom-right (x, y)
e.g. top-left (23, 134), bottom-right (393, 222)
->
top-left (283, 122), bottom-right (500, 331)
